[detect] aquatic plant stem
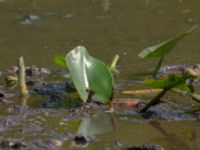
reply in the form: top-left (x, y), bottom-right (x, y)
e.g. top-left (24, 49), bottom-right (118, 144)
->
top-left (153, 56), bottom-right (164, 78)
top-left (110, 54), bottom-right (119, 73)
top-left (18, 57), bottom-right (29, 97)
top-left (140, 73), bottom-right (195, 112)
top-left (140, 88), bottom-right (168, 113)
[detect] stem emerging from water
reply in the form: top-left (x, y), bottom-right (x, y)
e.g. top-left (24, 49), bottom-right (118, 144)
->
top-left (153, 56), bottom-right (164, 78)
top-left (110, 54), bottom-right (119, 74)
top-left (140, 73), bottom-right (193, 112)
top-left (140, 88), bottom-right (168, 113)
top-left (18, 57), bottom-right (29, 97)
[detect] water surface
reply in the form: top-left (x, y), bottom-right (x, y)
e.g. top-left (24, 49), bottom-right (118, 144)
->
top-left (0, 0), bottom-right (200, 150)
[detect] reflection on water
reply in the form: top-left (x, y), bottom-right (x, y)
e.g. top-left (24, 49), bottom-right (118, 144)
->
top-left (77, 112), bottom-right (114, 137)
top-left (149, 120), bottom-right (199, 150)
top-left (21, 95), bottom-right (29, 107)
top-left (72, 112), bottom-right (114, 148)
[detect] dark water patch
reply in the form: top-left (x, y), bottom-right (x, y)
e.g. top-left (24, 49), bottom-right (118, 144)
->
top-left (0, 92), bottom-right (4, 97)
top-left (141, 101), bottom-right (198, 121)
top-left (33, 82), bottom-right (66, 95)
top-left (117, 100), bottom-right (200, 121)
top-left (41, 94), bottom-right (64, 108)
top-left (74, 136), bottom-right (88, 145)
top-left (26, 80), bottom-right (45, 87)
top-left (0, 138), bottom-right (26, 149)
top-left (124, 144), bottom-right (164, 150)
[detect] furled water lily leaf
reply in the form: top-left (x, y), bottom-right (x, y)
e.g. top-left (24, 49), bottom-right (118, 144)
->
top-left (144, 73), bottom-right (194, 93)
top-left (66, 46), bottom-right (114, 103)
top-left (54, 55), bottom-right (67, 68)
top-left (138, 26), bottom-right (197, 58)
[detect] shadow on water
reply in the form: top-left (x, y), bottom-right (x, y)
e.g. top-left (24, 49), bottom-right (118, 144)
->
top-left (149, 120), bottom-right (199, 150)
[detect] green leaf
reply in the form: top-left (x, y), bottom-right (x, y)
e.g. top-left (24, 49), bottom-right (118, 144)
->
top-left (65, 46), bottom-right (114, 103)
top-left (138, 26), bottom-right (197, 58)
top-left (144, 73), bottom-right (194, 92)
top-left (54, 55), bottom-right (67, 68)
top-left (175, 83), bottom-right (192, 93)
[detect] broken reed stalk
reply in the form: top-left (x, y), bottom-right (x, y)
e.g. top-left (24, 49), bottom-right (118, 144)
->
top-left (18, 57), bottom-right (29, 97)
top-left (122, 88), bottom-right (163, 95)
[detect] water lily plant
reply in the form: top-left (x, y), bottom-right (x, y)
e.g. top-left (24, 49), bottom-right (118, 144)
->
top-left (55, 46), bottom-right (118, 106)
top-left (140, 72), bottom-right (196, 112)
top-left (138, 26), bottom-right (197, 77)
top-left (136, 26), bottom-right (200, 112)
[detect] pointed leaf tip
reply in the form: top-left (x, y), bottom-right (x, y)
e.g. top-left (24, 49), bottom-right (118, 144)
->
top-left (138, 26), bottom-right (197, 59)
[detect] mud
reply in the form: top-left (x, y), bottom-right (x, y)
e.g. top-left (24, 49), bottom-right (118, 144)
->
top-left (0, 138), bottom-right (60, 150)
top-left (1, 66), bottom-right (200, 150)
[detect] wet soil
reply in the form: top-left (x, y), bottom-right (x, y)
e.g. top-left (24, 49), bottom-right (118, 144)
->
top-left (1, 66), bottom-right (200, 150)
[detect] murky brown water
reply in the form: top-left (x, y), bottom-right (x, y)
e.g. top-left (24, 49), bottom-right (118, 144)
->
top-left (1, 0), bottom-right (200, 150)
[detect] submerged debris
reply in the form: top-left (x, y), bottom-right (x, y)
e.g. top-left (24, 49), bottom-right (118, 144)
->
top-left (0, 93), bottom-right (10, 105)
top-left (159, 64), bottom-right (200, 81)
top-left (72, 135), bottom-right (95, 148)
top-left (124, 144), bottom-right (164, 150)
top-left (0, 138), bottom-right (61, 150)
top-left (20, 14), bottom-right (40, 25)
top-left (74, 136), bottom-right (87, 145)
top-left (28, 139), bottom-right (60, 150)
top-left (114, 99), bottom-right (140, 108)
top-left (34, 82), bottom-right (66, 95)
top-left (4, 65), bottom-right (51, 77)
top-left (151, 104), bottom-right (197, 120)
top-left (0, 93), bottom-right (4, 97)
top-left (42, 95), bottom-right (64, 108)
top-left (0, 139), bottom-right (26, 149)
